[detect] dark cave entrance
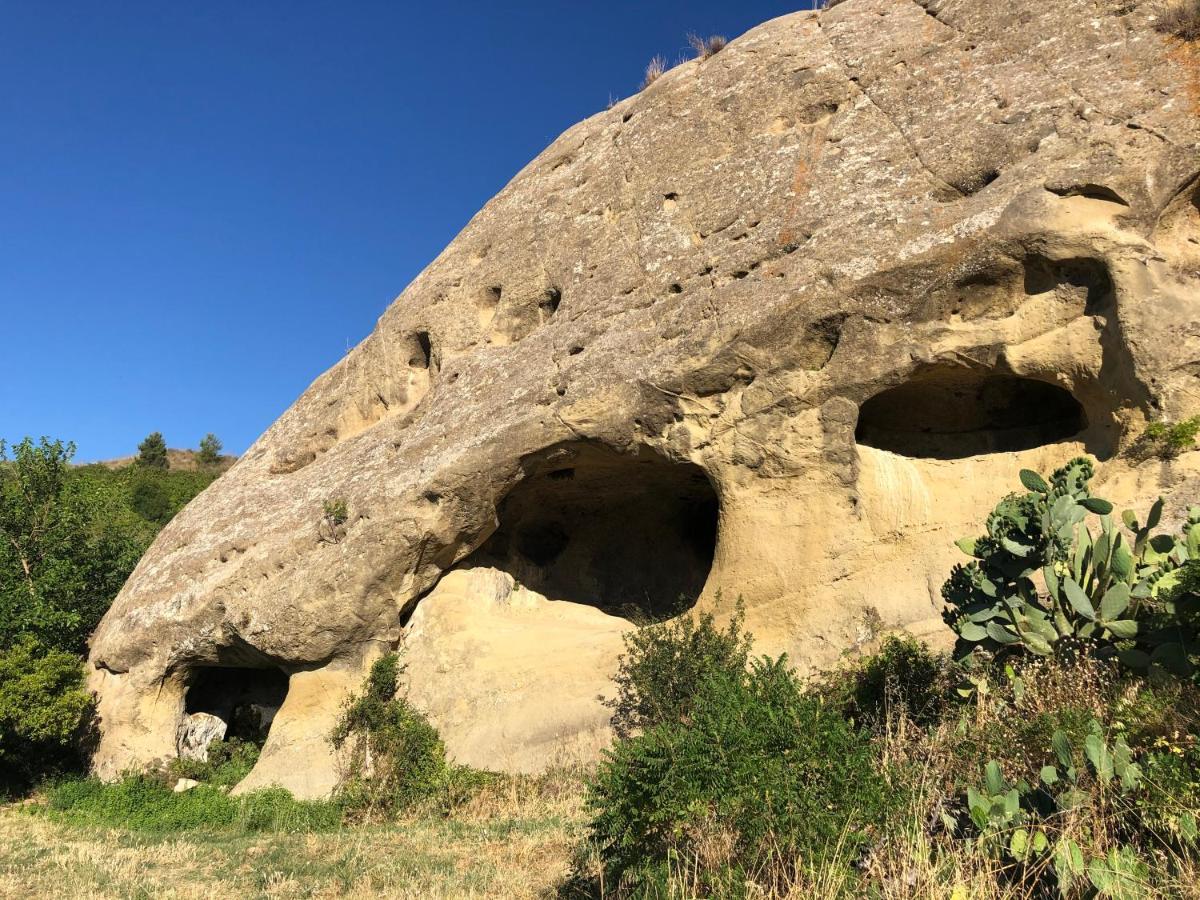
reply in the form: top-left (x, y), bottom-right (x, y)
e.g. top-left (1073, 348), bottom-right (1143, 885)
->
top-left (464, 443), bottom-right (719, 622)
top-left (855, 368), bottom-right (1087, 459)
top-left (182, 665), bottom-right (289, 747)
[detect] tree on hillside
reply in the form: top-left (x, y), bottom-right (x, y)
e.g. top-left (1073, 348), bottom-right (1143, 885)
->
top-left (136, 431), bottom-right (168, 469)
top-left (0, 438), bottom-right (132, 653)
top-left (0, 438), bottom-right (75, 604)
top-left (197, 433), bottom-right (223, 466)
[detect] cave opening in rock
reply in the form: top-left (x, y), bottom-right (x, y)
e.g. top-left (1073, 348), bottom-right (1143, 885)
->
top-left (464, 443), bottom-right (719, 622)
top-left (179, 666), bottom-right (289, 757)
top-left (855, 368), bottom-right (1087, 459)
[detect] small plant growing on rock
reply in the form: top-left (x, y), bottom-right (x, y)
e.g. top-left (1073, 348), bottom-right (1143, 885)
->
top-left (687, 33), bottom-right (727, 60)
top-left (1126, 416), bottom-right (1200, 462)
top-left (317, 498), bottom-right (348, 544)
top-left (641, 55), bottom-right (668, 90)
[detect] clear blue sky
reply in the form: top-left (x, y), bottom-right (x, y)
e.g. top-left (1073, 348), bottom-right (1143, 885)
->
top-left (1, 1), bottom-right (810, 462)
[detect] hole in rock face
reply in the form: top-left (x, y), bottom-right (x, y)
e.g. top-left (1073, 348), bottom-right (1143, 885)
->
top-left (856, 368), bottom-right (1087, 459)
top-left (464, 443), bottom-right (718, 621)
top-left (1023, 256), bottom-right (1114, 313)
top-left (412, 331), bottom-right (433, 370)
top-left (182, 666), bottom-right (289, 746)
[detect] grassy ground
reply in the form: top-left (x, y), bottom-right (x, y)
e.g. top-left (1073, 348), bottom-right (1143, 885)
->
top-left (0, 779), bottom-right (587, 899)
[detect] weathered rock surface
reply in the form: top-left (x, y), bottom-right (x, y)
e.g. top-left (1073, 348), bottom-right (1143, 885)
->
top-left (176, 712), bottom-right (227, 763)
top-left (402, 567), bottom-right (631, 772)
top-left (89, 0), bottom-right (1200, 797)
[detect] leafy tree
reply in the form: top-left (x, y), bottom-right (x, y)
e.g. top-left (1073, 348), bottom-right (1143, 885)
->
top-left (0, 438), bottom-right (122, 653)
top-left (197, 433), bottom-right (223, 466)
top-left (0, 437), bottom-right (74, 602)
top-left (136, 432), bottom-right (168, 469)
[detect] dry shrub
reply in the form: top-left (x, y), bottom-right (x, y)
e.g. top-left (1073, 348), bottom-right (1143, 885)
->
top-left (1158, 0), bottom-right (1200, 40)
top-left (641, 55), bottom-right (668, 89)
top-left (687, 33), bottom-right (727, 60)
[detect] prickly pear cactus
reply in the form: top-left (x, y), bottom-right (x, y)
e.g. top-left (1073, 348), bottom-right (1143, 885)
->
top-left (943, 458), bottom-right (1200, 671)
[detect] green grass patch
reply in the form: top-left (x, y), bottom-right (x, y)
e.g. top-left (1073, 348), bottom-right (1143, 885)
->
top-left (40, 775), bottom-right (342, 834)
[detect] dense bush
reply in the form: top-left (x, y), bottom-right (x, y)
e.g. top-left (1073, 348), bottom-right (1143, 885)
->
top-left (587, 656), bottom-right (893, 895)
top-left (0, 641), bottom-right (94, 793)
top-left (608, 601), bottom-right (750, 739)
top-left (814, 635), bottom-right (954, 731)
top-left (917, 656), bottom-right (1200, 897)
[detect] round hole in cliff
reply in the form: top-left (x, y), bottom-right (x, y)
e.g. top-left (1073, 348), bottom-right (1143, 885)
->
top-left (464, 443), bottom-right (718, 621)
top-left (855, 368), bottom-right (1086, 459)
top-left (181, 666), bottom-right (289, 748)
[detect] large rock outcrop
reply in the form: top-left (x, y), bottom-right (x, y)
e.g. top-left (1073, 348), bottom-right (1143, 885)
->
top-left (89, 0), bottom-right (1200, 797)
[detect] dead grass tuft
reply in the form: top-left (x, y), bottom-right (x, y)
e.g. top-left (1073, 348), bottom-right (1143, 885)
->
top-left (1158, 0), bottom-right (1200, 40)
top-left (641, 55), bottom-right (668, 90)
top-left (687, 33), bottom-right (727, 60)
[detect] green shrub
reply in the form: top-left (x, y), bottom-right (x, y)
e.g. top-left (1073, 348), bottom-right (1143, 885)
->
top-left (816, 636), bottom-right (954, 731)
top-left (587, 656), bottom-right (893, 894)
top-left (47, 774), bottom-right (237, 831)
top-left (0, 641), bottom-right (94, 793)
top-left (331, 653), bottom-right (456, 815)
top-left (169, 737), bottom-right (260, 789)
top-left (128, 472), bottom-right (173, 524)
top-left (44, 775), bottom-right (340, 834)
top-left (608, 601), bottom-right (750, 739)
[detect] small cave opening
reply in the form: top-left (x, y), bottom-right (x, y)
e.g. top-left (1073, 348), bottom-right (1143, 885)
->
top-left (178, 666), bottom-right (290, 758)
top-left (462, 443), bottom-right (719, 622)
top-left (1022, 256), bottom-right (1114, 313)
top-left (855, 368), bottom-right (1087, 459)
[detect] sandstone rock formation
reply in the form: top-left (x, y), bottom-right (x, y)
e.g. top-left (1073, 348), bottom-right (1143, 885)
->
top-left (89, 0), bottom-right (1200, 797)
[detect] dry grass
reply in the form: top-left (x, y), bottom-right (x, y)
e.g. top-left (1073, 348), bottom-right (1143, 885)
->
top-left (687, 34), bottom-right (727, 60)
top-left (0, 772), bottom-right (589, 900)
top-left (1158, 0), bottom-right (1200, 40)
top-left (641, 56), bottom-right (668, 90)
